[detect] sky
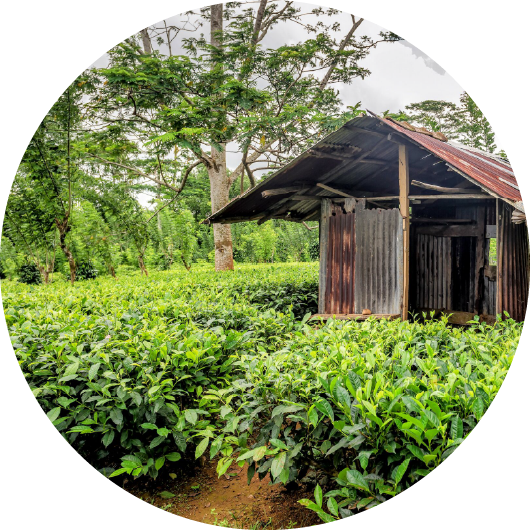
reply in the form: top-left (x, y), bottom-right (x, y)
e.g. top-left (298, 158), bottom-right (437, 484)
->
top-left (91, 2), bottom-right (464, 173)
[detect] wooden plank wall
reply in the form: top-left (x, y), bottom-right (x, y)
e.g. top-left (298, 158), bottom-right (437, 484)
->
top-left (324, 201), bottom-right (356, 314)
top-left (497, 201), bottom-right (529, 321)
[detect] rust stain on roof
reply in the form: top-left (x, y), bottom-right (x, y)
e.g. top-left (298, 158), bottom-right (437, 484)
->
top-left (383, 117), bottom-right (521, 202)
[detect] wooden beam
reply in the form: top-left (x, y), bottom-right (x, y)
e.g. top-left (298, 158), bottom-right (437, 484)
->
top-left (261, 186), bottom-right (310, 198)
top-left (316, 183), bottom-right (355, 198)
top-left (318, 199), bottom-right (332, 313)
top-left (411, 180), bottom-right (475, 194)
top-left (474, 205), bottom-right (486, 313)
top-left (415, 224), bottom-right (480, 237)
top-left (399, 144), bottom-right (410, 321)
top-left (290, 195), bottom-right (325, 201)
top-left (311, 313), bottom-right (400, 321)
top-left (257, 198), bottom-right (289, 225)
top-left (361, 194), bottom-right (490, 201)
top-left (412, 218), bottom-right (474, 224)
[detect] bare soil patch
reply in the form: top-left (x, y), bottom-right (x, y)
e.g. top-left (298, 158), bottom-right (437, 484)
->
top-left (122, 459), bottom-right (322, 529)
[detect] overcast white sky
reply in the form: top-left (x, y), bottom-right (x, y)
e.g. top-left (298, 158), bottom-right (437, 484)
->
top-left (92, 2), bottom-right (464, 172)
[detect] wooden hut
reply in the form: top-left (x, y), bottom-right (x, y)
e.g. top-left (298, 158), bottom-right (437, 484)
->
top-left (206, 114), bottom-right (528, 323)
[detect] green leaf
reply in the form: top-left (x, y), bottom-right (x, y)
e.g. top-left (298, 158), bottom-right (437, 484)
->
top-left (47, 407), bottom-right (61, 422)
top-left (327, 497), bottom-right (339, 517)
top-left (185, 409), bottom-right (198, 425)
top-left (334, 385), bottom-right (351, 411)
top-left (110, 408), bottom-right (123, 425)
top-left (159, 491), bottom-right (175, 499)
top-left (210, 436), bottom-right (224, 459)
top-left (216, 457), bottom-right (233, 477)
top-left (473, 397), bottom-right (484, 421)
top-left (64, 361), bottom-right (79, 377)
top-left (109, 468), bottom-right (127, 478)
top-left (314, 399), bottom-right (334, 421)
top-left (451, 416), bottom-right (463, 440)
top-left (308, 406), bottom-right (318, 428)
top-left (236, 446), bottom-right (267, 462)
top-left (102, 429), bottom-right (115, 447)
top-left (88, 363), bottom-right (100, 381)
top-left (195, 437), bottom-right (209, 459)
top-left (271, 452), bottom-right (287, 479)
top-left (166, 452), bottom-right (181, 462)
top-left (314, 484), bottom-right (323, 508)
top-left (346, 469), bottom-right (370, 491)
top-left (394, 458), bottom-right (411, 485)
top-left (271, 404), bottom-right (304, 418)
top-left (155, 456), bottom-right (165, 470)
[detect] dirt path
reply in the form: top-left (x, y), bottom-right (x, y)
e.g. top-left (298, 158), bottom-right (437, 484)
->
top-left (123, 459), bottom-right (322, 529)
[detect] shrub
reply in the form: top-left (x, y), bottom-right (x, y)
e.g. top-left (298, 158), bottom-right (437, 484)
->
top-left (2, 264), bottom-right (313, 479)
top-left (75, 261), bottom-right (98, 281)
top-left (203, 314), bottom-right (520, 520)
top-left (17, 262), bottom-right (42, 284)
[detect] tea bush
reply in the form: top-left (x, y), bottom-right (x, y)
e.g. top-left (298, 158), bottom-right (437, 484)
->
top-left (202, 314), bottom-right (521, 520)
top-left (1, 263), bottom-right (521, 518)
top-left (2, 263), bottom-right (317, 478)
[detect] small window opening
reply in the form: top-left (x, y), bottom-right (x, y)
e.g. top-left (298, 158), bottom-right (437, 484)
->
top-left (488, 238), bottom-right (497, 265)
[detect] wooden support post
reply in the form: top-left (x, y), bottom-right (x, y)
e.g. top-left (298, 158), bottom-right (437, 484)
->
top-left (399, 144), bottom-right (410, 321)
top-left (318, 199), bottom-right (331, 314)
top-left (474, 205), bottom-right (486, 314)
top-left (496, 198), bottom-right (502, 317)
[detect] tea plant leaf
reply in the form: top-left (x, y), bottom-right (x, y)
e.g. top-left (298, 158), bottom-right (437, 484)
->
top-left (314, 484), bottom-right (323, 508)
top-left (394, 458), bottom-right (411, 485)
top-left (271, 452), bottom-right (287, 479)
top-left (451, 416), bottom-right (463, 440)
top-left (159, 491), bottom-right (175, 499)
top-left (314, 399), bottom-right (334, 421)
top-left (195, 437), bottom-right (209, 459)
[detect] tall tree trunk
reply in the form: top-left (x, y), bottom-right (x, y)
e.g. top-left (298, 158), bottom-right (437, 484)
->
top-left (59, 229), bottom-right (75, 285)
top-left (138, 254), bottom-right (149, 276)
top-left (57, 221), bottom-right (75, 285)
top-left (141, 28), bottom-right (152, 54)
top-left (209, 146), bottom-right (234, 271)
top-left (210, 4), bottom-right (234, 271)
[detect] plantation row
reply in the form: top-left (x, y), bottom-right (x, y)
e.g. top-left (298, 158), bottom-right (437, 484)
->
top-left (2, 263), bottom-right (521, 521)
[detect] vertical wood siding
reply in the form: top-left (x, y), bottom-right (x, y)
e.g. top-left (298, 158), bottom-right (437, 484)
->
top-left (324, 202), bottom-right (356, 314)
top-left (498, 201), bottom-right (529, 321)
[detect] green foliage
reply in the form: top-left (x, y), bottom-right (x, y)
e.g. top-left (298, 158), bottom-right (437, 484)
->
top-left (17, 263), bottom-right (42, 285)
top-left (3, 263), bottom-right (318, 478)
top-left (203, 312), bottom-right (520, 518)
top-left (3, 264), bottom-right (520, 505)
top-left (403, 92), bottom-right (502, 156)
top-left (75, 262), bottom-right (99, 281)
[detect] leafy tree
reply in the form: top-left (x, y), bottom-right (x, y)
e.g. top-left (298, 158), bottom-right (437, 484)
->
top-left (3, 172), bottom-right (58, 283)
top-left (402, 92), bottom-right (500, 154)
top-left (15, 74), bottom-right (95, 283)
top-left (456, 92), bottom-right (497, 153)
top-left (403, 100), bottom-right (460, 138)
top-left (85, 2), bottom-right (399, 270)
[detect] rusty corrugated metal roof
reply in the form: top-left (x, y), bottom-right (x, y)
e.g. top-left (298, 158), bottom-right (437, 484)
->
top-left (205, 114), bottom-right (522, 224)
top-left (382, 117), bottom-right (521, 202)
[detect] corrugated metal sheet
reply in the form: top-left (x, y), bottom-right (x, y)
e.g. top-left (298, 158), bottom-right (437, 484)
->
top-left (206, 114), bottom-right (522, 225)
top-left (414, 234), bottom-right (452, 310)
top-left (354, 203), bottom-right (403, 314)
top-left (382, 117), bottom-right (521, 202)
top-left (324, 201), bottom-right (355, 314)
top-left (498, 201), bottom-right (529, 321)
